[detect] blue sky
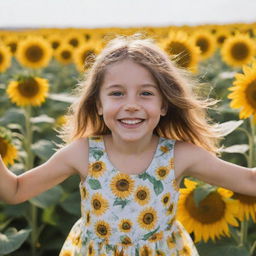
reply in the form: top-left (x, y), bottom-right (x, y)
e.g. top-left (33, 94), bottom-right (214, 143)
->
top-left (0, 0), bottom-right (255, 28)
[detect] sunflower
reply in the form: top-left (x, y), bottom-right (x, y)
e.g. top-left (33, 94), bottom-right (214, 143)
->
top-left (59, 249), bottom-right (74, 256)
top-left (215, 28), bottom-right (230, 47)
top-left (16, 36), bottom-right (52, 68)
top-left (94, 220), bottom-right (111, 239)
top-left (134, 185), bottom-right (151, 206)
top-left (90, 192), bottom-right (109, 216)
top-left (88, 161), bottom-right (106, 178)
top-left (64, 32), bottom-right (85, 48)
top-left (191, 30), bottom-right (217, 60)
top-left (118, 219), bottom-right (133, 233)
top-left (161, 31), bottom-right (201, 72)
top-left (139, 245), bottom-right (153, 256)
top-left (161, 192), bottom-right (171, 207)
top-left (228, 61), bottom-right (256, 119)
top-left (110, 173), bottom-right (135, 199)
top-left (0, 44), bottom-right (12, 72)
top-left (221, 33), bottom-right (256, 67)
top-left (87, 240), bottom-right (96, 256)
top-left (7, 76), bottom-right (49, 107)
top-left (0, 127), bottom-right (18, 166)
top-left (137, 207), bottom-right (158, 230)
top-left (73, 43), bottom-right (100, 72)
top-left (232, 192), bottom-right (256, 222)
top-left (54, 44), bottom-right (74, 65)
top-left (155, 166), bottom-right (170, 180)
top-left (47, 34), bottom-right (62, 50)
top-left (177, 179), bottom-right (239, 242)
top-left (4, 34), bottom-right (19, 55)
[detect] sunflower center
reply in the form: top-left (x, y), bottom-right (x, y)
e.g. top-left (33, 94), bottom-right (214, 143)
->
top-left (92, 162), bottom-right (103, 172)
top-left (17, 78), bottom-right (40, 98)
top-left (97, 224), bottom-right (107, 235)
top-left (9, 42), bottom-right (17, 53)
top-left (143, 213), bottom-right (154, 224)
top-left (25, 45), bottom-right (44, 63)
top-left (52, 41), bottom-right (60, 49)
top-left (159, 168), bottom-right (167, 177)
top-left (245, 80), bottom-right (256, 109)
top-left (167, 42), bottom-right (191, 68)
top-left (0, 53), bottom-right (3, 64)
top-left (233, 192), bottom-right (256, 205)
top-left (86, 212), bottom-right (90, 223)
top-left (163, 196), bottom-right (169, 204)
top-left (217, 35), bottom-right (226, 44)
top-left (116, 179), bottom-right (129, 191)
top-left (0, 138), bottom-right (7, 158)
top-left (121, 236), bottom-right (132, 245)
top-left (196, 37), bottom-right (209, 53)
top-left (231, 42), bottom-right (249, 60)
top-left (141, 247), bottom-right (150, 256)
top-left (93, 199), bottom-right (101, 209)
top-left (137, 190), bottom-right (147, 200)
top-left (61, 50), bottom-right (71, 60)
top-left (69, 38), bottom-right (79, 47)
top-left (185, 191), bottom-right (226, 223)
top-left (122, 222), bottom-right (131, 230)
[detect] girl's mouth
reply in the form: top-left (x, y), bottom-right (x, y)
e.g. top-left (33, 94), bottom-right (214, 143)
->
top-left (118, 119), bottom-right (145, 128)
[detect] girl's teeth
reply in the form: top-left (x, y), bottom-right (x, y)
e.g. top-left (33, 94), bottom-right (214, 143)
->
top-left (120, 119), bottom-right (142, 124)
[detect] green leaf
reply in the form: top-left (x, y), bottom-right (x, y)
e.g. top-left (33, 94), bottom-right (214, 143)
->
top-left (42, 205), bottom-right (58, 225)
top-left (88, 179), bottom-right (101, 190)
top-left (113, 198), bottom-right (129, 209)
top-left (197, 240), bottom-right (250, 256)
top-left (147, 176), bottom-right (164, 195)
top-left (29, 186), bottom-right (63, 209)
top-left (48, 93), bottom-right (76, 103)
top-left (142, 226), bottom-right (160, 240)
top-left (220, 144), bottom-right (249, 154)
top-left (30, 115), bottom-right (55, 124)
top-left (217, 120), bottom-right (244, 137)
top-left (31, 139), bottom-right (56, 160)
top-left (60, 192), bottom-right (80, 216)
top-left (0, 228), bottom-right (31, 254)
top-left (194, 184), bottom-right (216, 207)
top-left (0, 108), bottom-right (25, 127)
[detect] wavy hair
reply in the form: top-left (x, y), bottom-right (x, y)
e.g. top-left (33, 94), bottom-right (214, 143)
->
top-left (60, 34), bottom-right (222, 154)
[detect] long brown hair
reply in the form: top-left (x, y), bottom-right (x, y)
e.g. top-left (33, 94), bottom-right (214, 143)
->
top-left (60, 34), bottom-right (222, 154)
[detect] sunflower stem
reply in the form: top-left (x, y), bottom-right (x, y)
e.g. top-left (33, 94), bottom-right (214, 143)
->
top-left (248, 116), bottom-right (255, 167)
top-left (249, 239), bottom-right (256, 256)
top-left (24, 106), bottom-right (37, 256)
top-left (240, 220), bottom-right (248, 246)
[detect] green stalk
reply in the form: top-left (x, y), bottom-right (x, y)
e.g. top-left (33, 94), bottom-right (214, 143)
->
top-left (24, 106), bottom-right (37, 256)
top-left (239, 116), bottom-right (255, 247)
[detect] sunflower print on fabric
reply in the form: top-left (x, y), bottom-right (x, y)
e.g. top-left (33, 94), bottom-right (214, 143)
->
top-left (59, 136), bottom-right (199, 255)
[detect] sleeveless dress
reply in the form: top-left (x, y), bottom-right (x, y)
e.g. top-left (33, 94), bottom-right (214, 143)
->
top-left (59, 135), bottom-right (199, 256)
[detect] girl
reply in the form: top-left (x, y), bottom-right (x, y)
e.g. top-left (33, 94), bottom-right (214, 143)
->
top-left (0, 35), bottom-right (255, 256)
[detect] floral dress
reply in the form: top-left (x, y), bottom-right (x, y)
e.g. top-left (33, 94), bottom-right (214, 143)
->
top-left (59, 135), bottom-right (199, 256)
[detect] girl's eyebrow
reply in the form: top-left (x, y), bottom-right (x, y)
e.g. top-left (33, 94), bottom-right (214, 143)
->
top-left (105, 83), bottom-right (158, 90)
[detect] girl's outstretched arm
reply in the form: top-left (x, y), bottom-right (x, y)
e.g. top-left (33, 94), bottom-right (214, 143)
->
top-left (175, 141), bottom-right (256, 196)
top-left (0, 138), bottom-right (88, 204)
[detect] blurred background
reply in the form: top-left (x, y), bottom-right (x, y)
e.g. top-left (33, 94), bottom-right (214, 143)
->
top-left (0, 1), bottom-right (256, 256)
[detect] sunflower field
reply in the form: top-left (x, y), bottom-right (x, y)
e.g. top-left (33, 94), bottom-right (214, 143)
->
top-left (0, 23), bottom-right (256, 256)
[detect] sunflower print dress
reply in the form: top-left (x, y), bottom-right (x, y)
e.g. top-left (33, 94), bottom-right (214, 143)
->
top-left (59, 135), bottom-right (199, 256)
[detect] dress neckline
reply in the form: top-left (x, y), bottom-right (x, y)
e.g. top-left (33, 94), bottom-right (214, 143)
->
top-left (101, 135), bottom-right (161, 177)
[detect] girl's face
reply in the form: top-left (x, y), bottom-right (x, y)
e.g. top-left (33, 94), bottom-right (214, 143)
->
top-left (97, 59), bottom-right (167, 142)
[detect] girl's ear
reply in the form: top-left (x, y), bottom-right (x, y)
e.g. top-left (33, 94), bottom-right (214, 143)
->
top-left (160, 102), bottom-right (168, 116)
top-left (96, 101), bottom-right (103, 115)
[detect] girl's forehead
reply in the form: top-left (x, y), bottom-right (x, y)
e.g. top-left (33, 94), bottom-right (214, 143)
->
top-left (102, 59), bottom-right (156, 84)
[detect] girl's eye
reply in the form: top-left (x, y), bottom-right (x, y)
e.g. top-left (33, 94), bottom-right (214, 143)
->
top-left (141, 91), bottom-right (153, 96)
top-left (109, 91), bottom-right (123, 96)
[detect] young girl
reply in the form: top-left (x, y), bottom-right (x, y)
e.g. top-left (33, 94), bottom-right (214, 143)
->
top-left (0, 35), bottom-right (255, 256)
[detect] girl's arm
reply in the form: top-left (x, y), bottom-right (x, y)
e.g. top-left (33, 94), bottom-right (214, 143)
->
top-left (0, 138), bottom-right (88, 204)
top-left (175, 141), bottom-right (256, 196)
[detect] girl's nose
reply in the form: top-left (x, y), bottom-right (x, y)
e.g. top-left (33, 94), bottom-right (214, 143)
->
top-left (124, 103), bottom-right (140, 112)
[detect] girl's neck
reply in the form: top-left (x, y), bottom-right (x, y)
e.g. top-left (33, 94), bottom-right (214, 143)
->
top-left (104, 134), bottom-right (158, 156)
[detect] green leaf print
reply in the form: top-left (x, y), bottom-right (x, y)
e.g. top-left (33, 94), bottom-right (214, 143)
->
top-left (88, 179), bottom-right (102, 190)
top-left (106, 244), bottom-right (115, 253)
top-left (142, 225), bottom-right (160, 240)
top-left (138, 172), bottom-right (151, 180)
top-left (91, 147), bottom-right (104, 161)
top-left (136, 246), bottom-right (140, 256)
top-left (148, 176), bottom-right (164, 195)
top-left (113, 198), bottom-right (129, 209)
